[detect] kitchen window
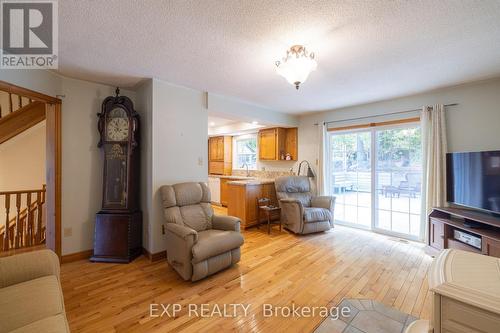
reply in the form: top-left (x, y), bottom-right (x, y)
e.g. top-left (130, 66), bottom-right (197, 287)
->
top-left (233, 134), bottom-right (257, 170)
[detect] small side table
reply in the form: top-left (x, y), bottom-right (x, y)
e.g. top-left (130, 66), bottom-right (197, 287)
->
top-left (257, 198), bottom-right (281, 234)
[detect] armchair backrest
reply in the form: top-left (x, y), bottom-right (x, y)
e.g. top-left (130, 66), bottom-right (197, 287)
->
top-left (274, 176), bottom-right (312, 207)
top-left (160, 182), bottom-right (213, 231)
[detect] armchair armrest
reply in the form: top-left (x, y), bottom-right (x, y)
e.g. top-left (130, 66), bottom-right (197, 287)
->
top-left (165, 223), bottom-right (198, 281)
top-left (279, 198), bottom-right (303, 205)
top-left (0, 249), bottom-right (60, 288)
top-left (311, 196), bottom-right (336, 211)
top-left (212, 215), bottom-right (241, 232)
top-left (279, 198), bottom-right (304, 233)
top-left (165, 223), bottom-right (198, 242)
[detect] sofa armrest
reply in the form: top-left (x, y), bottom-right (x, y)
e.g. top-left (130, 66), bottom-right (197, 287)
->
top-left (165, 223), bottom-right (198, 242)
top-left (311, 196), bottom-right (336, 211)
top-left (0, 249), bottom-right (60, 288)
top-left (212, 215), bottom-right (241, 232)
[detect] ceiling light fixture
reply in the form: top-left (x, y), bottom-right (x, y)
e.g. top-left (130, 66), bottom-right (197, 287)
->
top-left (209, 122), bottom-right (215, 126)
top-left (252, 121), bottom-right (258, 125)
top-left (275, 45), bottom-right (317, 90)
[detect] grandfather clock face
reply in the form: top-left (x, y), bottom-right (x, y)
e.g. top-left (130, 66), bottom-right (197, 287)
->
top-left (106, 108), bottom-right (129, 141)
top-left (103, 107), bottom-right (130, 209)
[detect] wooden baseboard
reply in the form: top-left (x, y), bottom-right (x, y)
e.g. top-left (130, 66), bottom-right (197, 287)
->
top-left (142, 248), bottom-right (167, 262)
top-left (62, 248), bottom-right (166, 264)
top-left (61, 249), bottom-right (93, 263)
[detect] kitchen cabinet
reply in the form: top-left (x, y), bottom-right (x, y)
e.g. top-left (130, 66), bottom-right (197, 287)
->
top-left (208, 136), bottom-right (232, 175)
top-left (209, 136), bottom-right (225, 161)
top-left (227, 181), bottom-right (277, 228)
top-left (220, 178), bottom-right (229, 206)
top-left (258, 127), bottom-right (298, 161)
top-left (218, 176), bottom-right (250, 207)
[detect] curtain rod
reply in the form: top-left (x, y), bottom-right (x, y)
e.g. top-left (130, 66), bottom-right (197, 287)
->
top-left (316, 103), bottom-right (458, 126)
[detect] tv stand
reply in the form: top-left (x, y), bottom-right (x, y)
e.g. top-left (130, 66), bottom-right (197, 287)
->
top-left (428, 207), bottom-right (500, 258)
top-left (463, 220), bottom-right (485, 229)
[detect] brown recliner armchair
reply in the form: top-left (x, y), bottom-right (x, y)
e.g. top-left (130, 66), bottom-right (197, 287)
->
top-left (160, 182), bottom-right (244, 281)
top-left (275, 176), bottom-right (335, 234)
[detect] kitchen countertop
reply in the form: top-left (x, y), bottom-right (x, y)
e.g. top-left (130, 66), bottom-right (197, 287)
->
top-left (227, 178), bottom-right (275, 186)
top-left (208, 175), bottom-right (255, 180)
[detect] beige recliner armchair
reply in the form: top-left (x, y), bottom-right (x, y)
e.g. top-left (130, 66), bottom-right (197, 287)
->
top-left (275, 176), bottom-right (335, 234)
top-left (160, 182), bottom-right (244, 281)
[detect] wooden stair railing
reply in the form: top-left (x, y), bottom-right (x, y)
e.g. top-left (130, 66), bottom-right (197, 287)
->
top-left (0, 87), bottom-right (46, 144)
top-left (0, 90), bottom-right (34, 119)
top-left (0, 100), bottom-right (45, 144)
top-left (0, 185), bottom-right (46, 251)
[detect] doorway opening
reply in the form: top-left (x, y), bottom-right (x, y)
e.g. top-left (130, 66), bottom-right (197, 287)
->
top-left (0, 81), bottom-right (61, 257)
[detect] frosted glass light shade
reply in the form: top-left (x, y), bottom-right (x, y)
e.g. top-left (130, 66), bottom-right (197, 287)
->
top-left (275, 45), bottom-right (317, 89)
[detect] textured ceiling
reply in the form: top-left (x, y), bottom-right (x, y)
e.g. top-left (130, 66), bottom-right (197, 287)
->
top-left (57, 1), bottom-right (500, 113)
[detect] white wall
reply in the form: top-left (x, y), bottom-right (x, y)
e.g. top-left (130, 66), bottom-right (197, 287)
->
top-left (299, 78), bottom-right (500, 184)
top-left (135, 79), bottom-right (153, 252)
top-left (208, 93), bottom-right (298, 128)
top-left (138, 78), bottom-right (208, 254)
top-left (0, 121), bottom-right (46, 191)
top-left (0, 70), bottom-right (62, 97)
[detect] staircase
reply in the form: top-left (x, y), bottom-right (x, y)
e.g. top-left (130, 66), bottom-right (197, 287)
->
top-left (0, 87), bottom-right (49, 253)
top-left (0, 186), bottom-right (46, 252)
top-left (0, 90), bottom-right (46, 144)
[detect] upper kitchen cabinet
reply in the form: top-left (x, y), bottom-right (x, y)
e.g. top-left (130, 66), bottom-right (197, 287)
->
top-left (208, 136), bottom-right (232, 175)
top-left (258, 127), bottom-right (298, 161)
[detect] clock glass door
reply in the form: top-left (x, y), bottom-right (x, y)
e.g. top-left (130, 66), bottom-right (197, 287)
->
top-left (104, 143), bottom-right (128, 208)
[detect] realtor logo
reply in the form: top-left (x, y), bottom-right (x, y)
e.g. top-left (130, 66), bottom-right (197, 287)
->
top-left (1, 0), bottom-right (58, 68)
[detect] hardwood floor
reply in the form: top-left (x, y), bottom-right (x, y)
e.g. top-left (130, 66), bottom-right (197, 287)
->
top-left (61, 225), bottom-right (433, 333)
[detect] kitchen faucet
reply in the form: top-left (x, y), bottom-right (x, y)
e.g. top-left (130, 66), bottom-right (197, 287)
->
top-left (241, 163), bottom-right (250, 177)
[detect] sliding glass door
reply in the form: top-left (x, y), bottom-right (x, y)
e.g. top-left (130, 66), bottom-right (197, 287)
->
top-left (328, 130), bottom-right (371, 228)
top-left (327, 123), bottom-right (423, 240)
top-left (374, 126), bottom-right (422, 238)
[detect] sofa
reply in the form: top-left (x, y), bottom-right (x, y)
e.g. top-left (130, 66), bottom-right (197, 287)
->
top-left (275, 176), bottom-right (336, 234)
top-left (160, 182), bottom-right (244, 281)
top-left (0, 250), bottom-right (69, 333)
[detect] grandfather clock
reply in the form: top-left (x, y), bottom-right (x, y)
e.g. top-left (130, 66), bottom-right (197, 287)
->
top-left (91, 88), bottom-right (142, 263)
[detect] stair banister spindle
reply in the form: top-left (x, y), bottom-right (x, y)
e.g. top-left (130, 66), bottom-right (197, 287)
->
top-left (8, 92), bottom-right (13, 113)
top-left (3, 194), bottom-right (10, 251)
top-left (26, 192), bottom-right (32, 246)
top-left (0, 187), bottom-right (47, 251)
top-left (36, 191), bottom-right (42, 243)
top-left (15, 193), bottom-right (21, 248)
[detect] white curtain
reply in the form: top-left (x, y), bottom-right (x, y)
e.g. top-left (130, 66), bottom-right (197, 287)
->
top-left (421, 104), bottom-right (448, 241)
top-left (317, 122), bottom-right (327, 195)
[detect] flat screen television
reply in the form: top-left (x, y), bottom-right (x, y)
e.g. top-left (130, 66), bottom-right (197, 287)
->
top-left (447, 150), bottom-right (500, 215)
